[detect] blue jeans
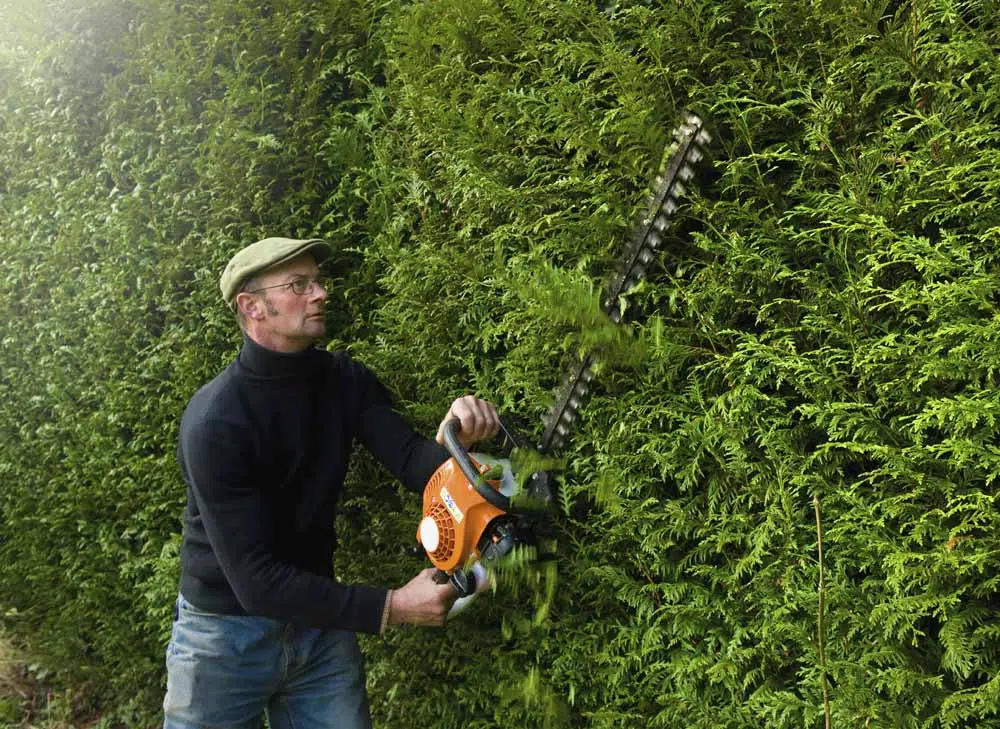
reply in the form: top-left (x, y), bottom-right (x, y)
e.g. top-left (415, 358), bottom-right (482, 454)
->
top-left (163, 594), bottom-right (372, 729)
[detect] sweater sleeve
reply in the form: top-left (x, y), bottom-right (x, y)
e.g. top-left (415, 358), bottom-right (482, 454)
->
top-left (179, 414), bottom-right (389, 633)
top-left (348, 361), bottom-right (449, 492)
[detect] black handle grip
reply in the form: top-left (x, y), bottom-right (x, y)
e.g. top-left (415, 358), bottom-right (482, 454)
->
top-left (441, 418), bottom-right (509, 511)
top-left (432, 567), bottom-right (476, 597)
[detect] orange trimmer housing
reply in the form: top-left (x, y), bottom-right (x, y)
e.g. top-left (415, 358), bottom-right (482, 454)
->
top-left (417, 455), bottom-right (507, 573)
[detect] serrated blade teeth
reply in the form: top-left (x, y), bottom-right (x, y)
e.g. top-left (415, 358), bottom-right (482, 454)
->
top-left (541, 113), bottom-right (708, 455)
top-left (628, 269), bottom-right (646, 287)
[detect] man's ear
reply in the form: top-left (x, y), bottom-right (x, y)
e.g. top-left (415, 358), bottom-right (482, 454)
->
top-left (236, 292), bottom-right (265, 321)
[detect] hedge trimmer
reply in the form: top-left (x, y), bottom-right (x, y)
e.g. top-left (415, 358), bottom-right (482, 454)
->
top-left (415, 113), bottom-right (711, 606)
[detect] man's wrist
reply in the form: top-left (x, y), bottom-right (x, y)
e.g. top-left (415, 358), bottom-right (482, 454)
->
top-left (380, 589), bottom-right (393, 635)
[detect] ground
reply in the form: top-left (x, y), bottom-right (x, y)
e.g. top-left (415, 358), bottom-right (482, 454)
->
top-left (0, 631), bottom-right (94, 729)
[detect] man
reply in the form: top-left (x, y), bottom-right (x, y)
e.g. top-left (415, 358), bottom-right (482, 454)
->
top-left (164, 237), bottom-right (499, 729)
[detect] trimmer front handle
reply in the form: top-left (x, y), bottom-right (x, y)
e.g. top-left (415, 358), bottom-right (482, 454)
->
top-left (440, 417), bottom-right (510, 511)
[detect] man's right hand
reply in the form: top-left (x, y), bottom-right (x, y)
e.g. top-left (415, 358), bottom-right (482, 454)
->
top-left (388, 568), bottom-right (458, 627)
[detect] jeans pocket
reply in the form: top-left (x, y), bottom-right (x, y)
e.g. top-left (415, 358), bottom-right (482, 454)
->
top-left (164, 604), bottom-right (283, 725)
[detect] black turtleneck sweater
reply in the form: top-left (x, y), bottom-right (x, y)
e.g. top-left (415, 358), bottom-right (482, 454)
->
top-left (176, 336), bottom-right (449, 634)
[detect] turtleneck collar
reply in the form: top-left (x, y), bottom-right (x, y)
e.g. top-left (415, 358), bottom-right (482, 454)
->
top-left (237, 334), bottom-right (325, 379)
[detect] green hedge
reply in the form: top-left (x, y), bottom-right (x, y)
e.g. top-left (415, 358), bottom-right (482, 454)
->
top-left (2, 1), bottom-right (999, 727)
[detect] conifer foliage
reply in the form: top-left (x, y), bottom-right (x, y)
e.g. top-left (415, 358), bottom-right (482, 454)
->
top-left (1, 1), bottom-right (999, 727)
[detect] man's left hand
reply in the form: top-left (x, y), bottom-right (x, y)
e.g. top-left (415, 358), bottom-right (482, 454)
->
top-left (435, 395), bottom-right (500, 449)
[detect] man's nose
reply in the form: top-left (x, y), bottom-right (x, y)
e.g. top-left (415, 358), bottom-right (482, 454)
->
top-left (310, 280), bottom-right (328, 301)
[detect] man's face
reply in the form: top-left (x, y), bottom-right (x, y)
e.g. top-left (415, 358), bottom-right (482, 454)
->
top-left (244, 253), bottom-right (328, 352)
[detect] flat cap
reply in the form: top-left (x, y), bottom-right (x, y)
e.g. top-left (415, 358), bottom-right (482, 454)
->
top-left (220, 237), bottom-right (331, 308)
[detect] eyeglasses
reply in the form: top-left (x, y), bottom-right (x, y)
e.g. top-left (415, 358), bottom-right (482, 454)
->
top-left (247, 275), bottom-right (331, 296)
